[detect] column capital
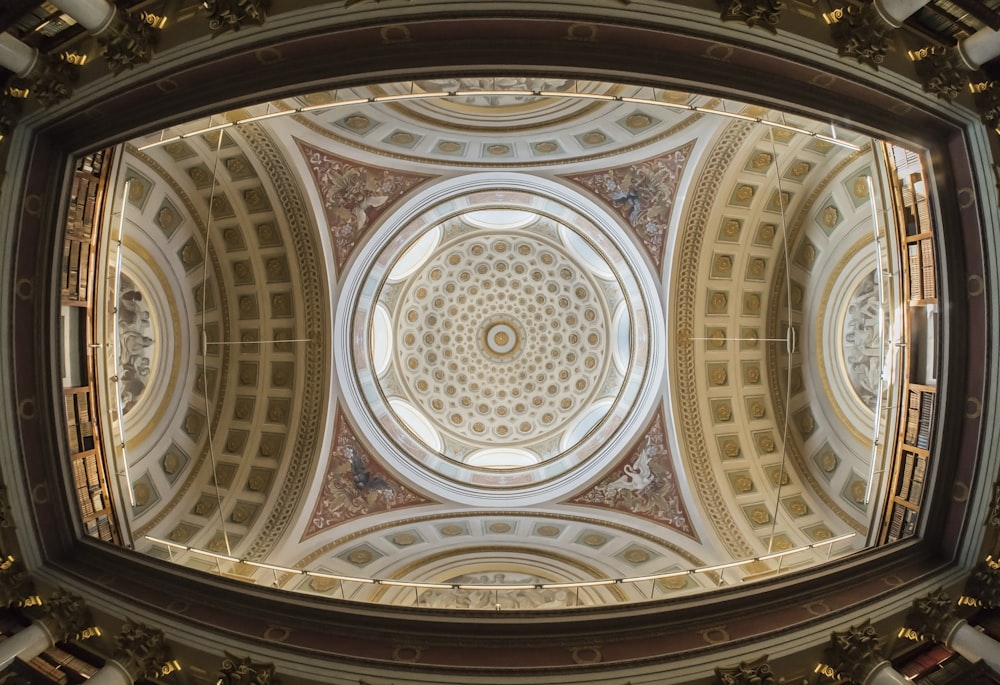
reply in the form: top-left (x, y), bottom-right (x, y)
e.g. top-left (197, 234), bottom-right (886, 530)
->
top-left (218, 652), bottom-right (280, 685)
top-left (971, 81), bottom-right (1000, 135)
top-left (906, 588), bottom-right (963, 642)
top-left (714, 655), bottom-right (776, 685)
top-left (826, 620), bottom-right (886, 684)
top-left (824, 3), bottom-right (895, 69)
top-left (0, 558), bottom-right (35, 607)
top-left (112, 620), bottom-right (173, 680)
top-left (961, 556), bottom-right (1000, 608)
top-left (202, 0), bottom-right (269, 36)
top-left (95, 10), bottom-right (160, 76)
top-left (910, 46), bottom-right (971, 101)
top-left (717, 0), bottom-right (782, 33)
top-left (31, 589), bottom-right (92, 642)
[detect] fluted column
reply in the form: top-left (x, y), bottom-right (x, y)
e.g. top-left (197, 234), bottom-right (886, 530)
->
top-left (48, 0), bottom-right (117, 33)
top-left (0, 34), bottom-right (38, 77)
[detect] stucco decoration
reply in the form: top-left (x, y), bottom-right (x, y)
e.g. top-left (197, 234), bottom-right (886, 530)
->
top-left (297, 139), bottom-right (433, 274)
top-left (303, 409), bottom-right (429, 539)
top-left (570, 407), bottom-right (697, 540)
top-left (565, 141), bottom-right (694, 272)
top-left (417, 572), bottom-right (579, 609)
top-left (117, 274), bottom-right (154, 414)
top-left (842, 270), bottom-right (881, 410)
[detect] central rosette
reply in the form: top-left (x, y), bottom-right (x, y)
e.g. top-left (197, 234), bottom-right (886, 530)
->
top-left (393, 231), bottom-right (609, 446)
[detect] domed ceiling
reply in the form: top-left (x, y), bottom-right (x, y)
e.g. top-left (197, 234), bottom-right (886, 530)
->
top-left (89, 77), bottom-right (902, 606)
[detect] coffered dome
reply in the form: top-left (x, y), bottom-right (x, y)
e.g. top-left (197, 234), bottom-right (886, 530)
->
top-left (343, 180), bottom-right (659, 502)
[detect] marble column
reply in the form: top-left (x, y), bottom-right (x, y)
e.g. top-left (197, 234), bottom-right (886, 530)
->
top-left (82, 658), bottom-right (132, 685)
top-left (872, 0), bottom-right (930, 27)
top-left (48, 0), bottom-right (116, 33)
top-left (0, 34), bottom-right (38, 77)
top-left (0, 622), bottom-right (53, 670)
top-left (959, 27), bottom-right (1000, 69)
top-left (865, 660), bottom-right (911, 685)
top-left (946, 621), bottom-right (1000, 673)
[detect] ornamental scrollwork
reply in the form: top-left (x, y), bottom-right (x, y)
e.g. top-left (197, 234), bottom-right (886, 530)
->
top-left (715, 655), bottom-right (776, 685)
top-left (825, 620), bottom-right (884, 684)
top-left (218, 652), bottom-right (279, 685)
top-left (971, 82), bottom-right (1000, 137)
top-left (825, 3), bottom-right (895, 69)
top-left (718, 0), bottom-right (781, 33)
top-left (31, 588), bottom-right (91, 641)
top-left (97, 11), bottom-right (160, 75)
top-left (112, 620), bottom-right (173, 679)
top-left (203, 0), bottom-right (269, 35)
top-left (911, 46), bottom-right (970, 101)
top-left (906, 588), bottom-right (960, 642)
top-left (960, 556), bottom-right (1000, 608)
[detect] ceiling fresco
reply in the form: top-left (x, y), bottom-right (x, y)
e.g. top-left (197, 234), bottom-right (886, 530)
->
top-left (85, 77), bottom-right (905, 607)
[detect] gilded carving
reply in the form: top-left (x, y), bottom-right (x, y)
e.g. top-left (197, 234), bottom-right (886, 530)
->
top-left (911, 46), bottom-right (970, 101)
top-left (718, 0), bottom-right (781, 31)
top-left (715, 655), bottom-right (776, 685)
top-left (825, 620), bottom-right (884, 683)
top-left (203, 0), bottom-right (269, 34)
top-left (906, 588), bottom-right (960, 641)
top-left (97, 11), bottom-right (159, 75)
top-left (218, 652), bottom-right (279, 685)
top-left (971, 81), bottom-right (1000, 135)
top-left (825, 3), bottom-right (894, 69)
top-left (113, 620), bottom-right (173, 680)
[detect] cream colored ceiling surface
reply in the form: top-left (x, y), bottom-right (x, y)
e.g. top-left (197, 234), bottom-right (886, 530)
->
top-left (105, 78), bottom-right (897, 604)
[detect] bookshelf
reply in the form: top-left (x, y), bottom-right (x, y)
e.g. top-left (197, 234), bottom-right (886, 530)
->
top-left (896, 645), bottom-right (1000, 685)
top-left (60, 147), bottom-right (119, 546)
top-left (61, 151), bottom-right (109, 308)
top-left (880, 144), bottom-right (939, 545)
top-left (7, 643), bottom-right (102, 685)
